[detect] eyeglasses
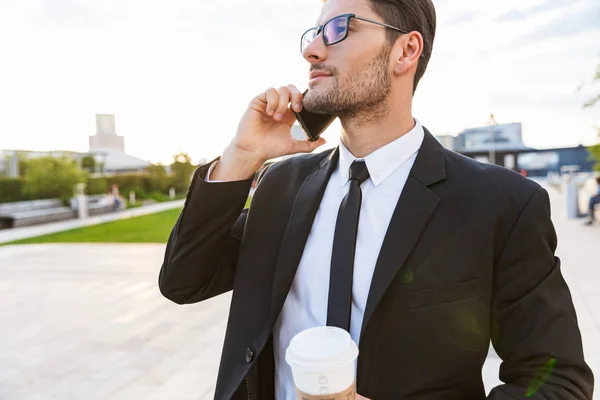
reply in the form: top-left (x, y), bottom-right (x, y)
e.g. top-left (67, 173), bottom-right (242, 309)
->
top-left (301, 13), bottom-right (418, 55)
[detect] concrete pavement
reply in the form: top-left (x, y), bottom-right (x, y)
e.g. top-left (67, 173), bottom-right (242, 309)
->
top-left (0, 182), bottom-right (597, 399)
top-left (0, 244), bottom-right (226, 400)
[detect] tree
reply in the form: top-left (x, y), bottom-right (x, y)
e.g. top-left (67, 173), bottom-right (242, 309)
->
top-left (146, 163), bottom-right (169, 193)
top-left (18, 159), bottom-right (28, 177)
top-left (582, 62), bottom-right (600, 171)
top-left (170, 152), bottom-right (197, 193)
top-left (81, 155), bottom-right (96, 172)
top-left (589, 140), bottom-right (600, 171)
top-left (173, 152), bottom-right (192, 164)
top-left (23, 156), bottom-right (87, 201)
top-left (583, 63), bottom-right (600, 109)
top-left (17, 151), bottom-right (30, 177)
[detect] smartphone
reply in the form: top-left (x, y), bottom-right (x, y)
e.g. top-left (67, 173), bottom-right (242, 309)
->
top-left (290, 90), bottom-right (336, 142)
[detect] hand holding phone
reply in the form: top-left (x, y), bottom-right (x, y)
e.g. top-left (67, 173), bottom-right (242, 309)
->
top-left (213, 85), bottom-right (327, 181)
top-left (291, 89), bottom-right (337, 142)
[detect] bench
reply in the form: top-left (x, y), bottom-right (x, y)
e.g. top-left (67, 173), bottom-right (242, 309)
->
top-left (71, 194), bottom-right (123, 216)
top-left (0, 199), bottom-right (63, 215)
top-left (0, 206), bottom-right (76, 228)
top-left (88, 195), bottom-right (117, 216)
top-left (0, 195), bottom-right (120, 229)
top-left (0, 192), bottom-right (129, 229)
top-left (0, 199), bottom-right (73, 228)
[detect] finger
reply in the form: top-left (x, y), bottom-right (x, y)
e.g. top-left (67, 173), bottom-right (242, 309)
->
top-left (282, 108), bottom-right (298, 127)
top-left (291, 137), bottom-right (326, 154)
top-left (274, 86), bottom-right (292, 121)
top-left (263, 88), bottom-right (279, 116)
top-left (287, 84), bottom-right (303, 113)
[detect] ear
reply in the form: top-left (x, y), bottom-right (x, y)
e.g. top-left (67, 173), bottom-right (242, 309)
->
top-left (391, 31), bottom-right (424, 75)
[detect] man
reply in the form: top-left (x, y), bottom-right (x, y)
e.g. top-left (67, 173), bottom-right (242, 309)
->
top-left (159, 0), bottom-right (594, 398)
top-left (584, 176), bottom-right (600, 225)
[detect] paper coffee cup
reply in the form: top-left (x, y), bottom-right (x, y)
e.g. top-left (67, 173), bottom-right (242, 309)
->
top-left (286, 326), bottom-right (359, 400)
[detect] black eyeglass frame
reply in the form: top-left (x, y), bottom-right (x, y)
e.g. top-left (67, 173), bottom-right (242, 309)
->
top-left (301, 13), bottom-right (424, 57)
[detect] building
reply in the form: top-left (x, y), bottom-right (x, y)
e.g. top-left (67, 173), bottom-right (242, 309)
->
top-left (516, 145), bottom-right (595, 177)
top-left (89, 114), bottom-right (125, 152)
top-left (0, 114), bottom-right (150, 177)
top-left (87, 114), bottom-right (149, 173)
top-left (435, 122), bottom-right (595, 176)
top-left (435, 122), bottom-right (533, 168)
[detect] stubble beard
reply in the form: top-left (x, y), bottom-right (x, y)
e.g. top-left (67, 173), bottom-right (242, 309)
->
top-left (303, 44), bottom-right (393, 126)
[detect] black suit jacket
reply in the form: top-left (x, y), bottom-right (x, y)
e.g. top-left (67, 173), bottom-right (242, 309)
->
top-left (159, 129), bottom-right (593, 399)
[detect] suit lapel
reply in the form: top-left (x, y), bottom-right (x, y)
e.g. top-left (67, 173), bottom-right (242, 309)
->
top-left (360, 129), bottom-right (446, 341)
top-left (269, 149), bottom-right (339, 327)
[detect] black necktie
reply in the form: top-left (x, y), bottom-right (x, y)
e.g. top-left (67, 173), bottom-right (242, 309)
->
top-left (327, 160), bottom-right (370, 332)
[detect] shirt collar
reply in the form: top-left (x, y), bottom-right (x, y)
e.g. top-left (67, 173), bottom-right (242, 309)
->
top-left (338, 119), bottom-right (425, 187)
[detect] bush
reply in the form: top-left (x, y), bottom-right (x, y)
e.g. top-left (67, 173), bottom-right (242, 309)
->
top-left (101, 173), bottom-right (177, 201)
top-left (86, 177), bottom-right (109, 195)
top-left (146, 164), bottom-right (169, 193)
top-left (146, 191), bottom-right (170, 202)
top-left (170, 153), bottom-right (196, 193)
top-left (23, 156), bottom-right (87, 202)
top-left (104, 174), bottom-right (148, 198)
top-left (588, 131), bottom-right (600, 172)
top-left (0, 172), bottom-right (182, 204)
top-left (0, 178), bottom-right (26, 203)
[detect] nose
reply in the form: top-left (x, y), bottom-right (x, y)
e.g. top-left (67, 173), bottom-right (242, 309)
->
top-left (302, 35), bottom-right (327, 64)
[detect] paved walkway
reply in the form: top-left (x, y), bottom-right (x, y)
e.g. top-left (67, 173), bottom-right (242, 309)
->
top-left (0, 182), bottom-right (597, 399)
top-left (0, 200), bottom-right (185, 245)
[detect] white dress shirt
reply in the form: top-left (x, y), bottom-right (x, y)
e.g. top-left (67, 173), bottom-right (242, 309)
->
top-left (273, 120), bottom-right (424, 400)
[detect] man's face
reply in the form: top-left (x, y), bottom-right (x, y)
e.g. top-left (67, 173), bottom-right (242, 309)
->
top-left (302, 0), bottom-right (392, 116)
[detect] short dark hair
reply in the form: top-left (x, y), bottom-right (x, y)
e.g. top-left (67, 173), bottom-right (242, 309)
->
top-left (368, 0), bottom-right (436, 93)
top-left (596, 176), bottom-right (600, 185)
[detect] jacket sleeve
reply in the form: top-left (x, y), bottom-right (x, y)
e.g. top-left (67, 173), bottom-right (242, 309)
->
top-left (158, 159), bottom-right (259, 304)
top-left (487, 187), bottom-right (594, 399)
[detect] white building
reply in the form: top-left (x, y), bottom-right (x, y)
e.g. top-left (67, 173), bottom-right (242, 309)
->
top-left (87, 114), bottom-right (150, 173)
top-left (89, 114), bottom-right (125, 152)
top-left (0, 114), bottom-right (150, 177)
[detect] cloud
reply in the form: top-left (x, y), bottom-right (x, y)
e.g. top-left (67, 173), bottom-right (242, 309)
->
top-left (196, 0), bottom-right (319, 38)
top-left (445, 11), bottom-right (479, 26)
top-left (495, 9), bottom-right (528, 22)
top-left (0, 0), bottom-right (598, 163)
top-left (518, 7), bottom-right (600, 42)
top-left (31, 0), bottom-right (109, 26)
top-left (495, 0), bottom-right (596, 22)
top-left (530, 0), bottom-right (584, 13)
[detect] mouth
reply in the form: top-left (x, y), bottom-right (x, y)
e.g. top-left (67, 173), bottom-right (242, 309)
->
top-left (309, 75), bottom-right (330, 85)
top-left (308, 71), bottom-right (332, 86)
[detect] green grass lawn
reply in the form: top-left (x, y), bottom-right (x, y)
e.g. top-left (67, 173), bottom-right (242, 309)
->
top-left (4, 208), bottom-right (183, 245)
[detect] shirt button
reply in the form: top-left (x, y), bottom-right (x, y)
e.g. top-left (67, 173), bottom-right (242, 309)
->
top-left (245, 348), bottom-right (254, 363)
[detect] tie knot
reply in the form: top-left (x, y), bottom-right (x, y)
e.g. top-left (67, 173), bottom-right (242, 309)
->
top-left (349, 161), bottom-right (369, 184)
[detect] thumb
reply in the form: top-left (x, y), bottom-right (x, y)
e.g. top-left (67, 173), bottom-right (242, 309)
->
top-left (291, 137), bottom-right (327, 154)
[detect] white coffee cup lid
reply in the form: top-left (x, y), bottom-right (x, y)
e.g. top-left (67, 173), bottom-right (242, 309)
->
top-left (285, 326), bottom-right (359, 372)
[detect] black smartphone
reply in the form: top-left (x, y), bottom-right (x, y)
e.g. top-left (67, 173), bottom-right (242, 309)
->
top-left (290, 90), bottom-right (336, 142)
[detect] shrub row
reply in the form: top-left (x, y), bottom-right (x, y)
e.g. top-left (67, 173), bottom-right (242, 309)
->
top-left (0, 174), bottom-right (189, 204)
top-left (0, 178), bottom-right (28, 203)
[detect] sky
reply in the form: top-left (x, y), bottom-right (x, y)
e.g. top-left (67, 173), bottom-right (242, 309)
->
top-left (0, 0), bottom-right (599, 164)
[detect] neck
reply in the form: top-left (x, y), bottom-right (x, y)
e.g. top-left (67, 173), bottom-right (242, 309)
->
top-left (339, 94), bottom-right (415, 158)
